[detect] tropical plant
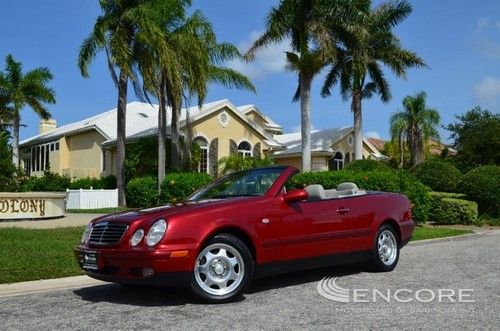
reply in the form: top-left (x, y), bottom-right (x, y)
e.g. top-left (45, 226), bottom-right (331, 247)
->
top-left (322, 0), bottom-right (425, 161)
top-left (0, 54), bottom-right (55, 167)
top-left (218, 155), bottom-right (274, 175)
top-left (138, 6), bottom-right (254, 191)
top-left (78, 0), bottom-right (165, 206)
top-left (0, 128), bottom-right (16, 191)
top-left (445, 106), bottom-right (500, 170)
top-left (245, 0), bottom-right (338, 172)
top-left (389, 91), bottom-right (440, 166)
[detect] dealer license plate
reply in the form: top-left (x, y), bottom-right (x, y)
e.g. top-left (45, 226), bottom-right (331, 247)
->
top-left (83, 251), bottom-right (99, 270)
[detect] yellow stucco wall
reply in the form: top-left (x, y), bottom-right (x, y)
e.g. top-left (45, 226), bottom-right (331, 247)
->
top-left (59, 130), bottom-right (105, 179)
top-left (191, 107), bottom-right (268, 158)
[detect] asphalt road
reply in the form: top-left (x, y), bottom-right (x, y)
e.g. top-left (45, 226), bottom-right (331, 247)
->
top-left (1, 233), bottom-right (499, 330)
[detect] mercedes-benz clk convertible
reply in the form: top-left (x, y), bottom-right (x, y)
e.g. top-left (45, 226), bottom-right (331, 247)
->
top-left (75, 166), bottom-right (415, 303)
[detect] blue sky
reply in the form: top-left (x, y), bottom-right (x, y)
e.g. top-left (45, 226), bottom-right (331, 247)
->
top-left (0, 0), bottom-right (499, 142)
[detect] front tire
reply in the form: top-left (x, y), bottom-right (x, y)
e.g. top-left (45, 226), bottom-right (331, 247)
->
top-left (369, 224), bottom-right (400, 272)
top-left (190, 234), bottom-right (254, 303)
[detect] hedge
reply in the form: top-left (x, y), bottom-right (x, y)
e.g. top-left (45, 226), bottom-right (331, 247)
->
top-left (68, 175), bottom-right (117, 190)
top-left (459, 165), bottom-right (500, 217)
top-left (429, 195), bottom-right (478, 225)
top-left (20, 171), bottom-right (71, 192)
top-left (288, 169), bottom-right (431, 224)
top-left (345, 159), bottom-right (392, 172)
top-left (160, 172), bottom-right (212, 204)
top-left (126, 176), bottom-right (158, 208)
top-left (413, 160), bottom-right (463, 192)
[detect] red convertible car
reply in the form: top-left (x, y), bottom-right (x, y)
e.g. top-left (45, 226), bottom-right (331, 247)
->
top-left (75, 166), bottom-right (414, 302)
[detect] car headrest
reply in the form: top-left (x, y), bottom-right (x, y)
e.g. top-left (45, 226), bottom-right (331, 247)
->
top-left (337, 182), bottom-right (359, 191)
top-left (304, 184), bottom-right (326, 201)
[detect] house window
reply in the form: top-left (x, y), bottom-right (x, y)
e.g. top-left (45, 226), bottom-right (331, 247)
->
top-left (27, 141), bottom-right (56, 173)
top-left (24, 159), bottom-right (31, 176)
top-left (329, 152), bottom-right (344, 171)
top-left (238, 141), bottom-right (252, 158)
top-left (194, 136), bottom-right (209, 174)
top-left (55, 142), bottom-right (60, 150)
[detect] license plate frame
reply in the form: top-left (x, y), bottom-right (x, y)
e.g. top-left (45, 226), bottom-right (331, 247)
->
top-left (82, 250), bottom-right (99, 270)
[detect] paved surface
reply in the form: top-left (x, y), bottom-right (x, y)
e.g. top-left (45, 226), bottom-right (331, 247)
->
top-left (0, 233), bottom-right (498, 330)
top-left (0, 213), bottom-right (101, 229)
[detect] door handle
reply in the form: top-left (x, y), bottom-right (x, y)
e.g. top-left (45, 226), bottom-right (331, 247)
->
top-left (336, 207), bottom-right (350, 215)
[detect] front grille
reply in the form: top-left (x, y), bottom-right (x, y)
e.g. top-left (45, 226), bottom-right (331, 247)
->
top-left (89, 222), bottom-right (128, 245)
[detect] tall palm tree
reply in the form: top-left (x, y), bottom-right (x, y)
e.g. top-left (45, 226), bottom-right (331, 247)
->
top-left (78, 0), bottom-right (165, 206)
top-left (140, 9), bottom-right (254, 186)
top-left (245, 0), bottom-right (334, 172)
top-left (390, 91), bottom-right (440, 166)
top-left (322, 0), bottom-right (425, 160)
top-left (0, 54), bottom-right (55, 167)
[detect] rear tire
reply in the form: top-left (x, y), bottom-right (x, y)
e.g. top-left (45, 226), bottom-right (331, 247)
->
top-left (190, 234), bottom-right (254, 303)
top-left (369, 224), bottom-right (400, 272)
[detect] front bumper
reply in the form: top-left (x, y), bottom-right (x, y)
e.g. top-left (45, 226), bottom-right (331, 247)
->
top-left (74, 245), bottom-right (195, 287)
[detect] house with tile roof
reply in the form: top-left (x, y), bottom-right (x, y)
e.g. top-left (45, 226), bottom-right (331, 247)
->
top-left (19, 99), bottom-right (283, 179)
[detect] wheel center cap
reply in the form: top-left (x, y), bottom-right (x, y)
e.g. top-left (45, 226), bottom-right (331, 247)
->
top-left (214, 264), bottom-right (224, 275)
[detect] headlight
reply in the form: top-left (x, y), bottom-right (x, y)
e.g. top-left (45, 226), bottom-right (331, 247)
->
top-left (146, 219), bottom-right (167, 246)
top-left (130, 229), bottom-right (145, 246)
top-left (81, 223), bottom-right (92, 244)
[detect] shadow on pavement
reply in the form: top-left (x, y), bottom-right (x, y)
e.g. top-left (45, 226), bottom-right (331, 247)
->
top-left (73, 264), bottom-right (363, 306)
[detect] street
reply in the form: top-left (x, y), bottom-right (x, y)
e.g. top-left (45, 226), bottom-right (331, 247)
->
top-left (1, 232), bottom-right (499, 330)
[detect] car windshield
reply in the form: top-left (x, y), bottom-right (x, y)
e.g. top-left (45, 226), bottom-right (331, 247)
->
top-left (188, 168), bottom-right (284, 201)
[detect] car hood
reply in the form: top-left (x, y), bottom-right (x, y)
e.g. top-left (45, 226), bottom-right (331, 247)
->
top-left (92, 197), bottom-right (259, 225)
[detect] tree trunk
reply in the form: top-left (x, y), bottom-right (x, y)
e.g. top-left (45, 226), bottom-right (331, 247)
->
top-left (157, 71), bottom-right (167, 194)
top-left (352, 89), bottom-right (363, 160)
top-left (12, 111), bottom-right (20, 168)
top-left (116, 70), bottom-right (128, 207)
top-left (415, 132), bottom-right (425, 165)
top-left (399, 137), bottom-right (404, 168)
top-left (170, 97), bottom-right (181, 171)
top-left (183, 106), bottom-right (194, 170)
top-left (299, 72), bottom-right (312, 172)
top-left (409, 126), bottom-right (419, 167)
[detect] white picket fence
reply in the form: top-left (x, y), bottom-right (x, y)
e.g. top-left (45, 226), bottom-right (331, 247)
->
top-left (66, 189), bottom-right (118, 209)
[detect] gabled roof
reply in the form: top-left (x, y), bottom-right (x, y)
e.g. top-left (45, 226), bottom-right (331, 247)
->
top-left (237, 104), bottom-right (282, 130)
top-left (273, 126), bottom-right (386, 159)
top-left (20, 99), bottom-right (282, 148)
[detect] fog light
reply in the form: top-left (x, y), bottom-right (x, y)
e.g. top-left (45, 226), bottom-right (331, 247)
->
top-left (142, 268), bottom-right (154, 277)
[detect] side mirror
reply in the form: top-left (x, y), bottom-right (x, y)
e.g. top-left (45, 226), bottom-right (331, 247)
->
top-left (283, 189), bottom-right (308, 203)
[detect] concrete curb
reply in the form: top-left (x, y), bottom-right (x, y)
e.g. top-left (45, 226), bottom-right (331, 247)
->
top-left (0, 275), bottom-right (105, 298)
top-left (408, 230), bottom-right (499, 247)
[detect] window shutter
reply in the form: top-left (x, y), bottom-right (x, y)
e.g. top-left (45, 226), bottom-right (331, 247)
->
top-left (229, 139), bottom-right (237, 155)
top-left (209, 138), bottom-right (218, 177)
top-left (252, 142), bottom-right (261, 158)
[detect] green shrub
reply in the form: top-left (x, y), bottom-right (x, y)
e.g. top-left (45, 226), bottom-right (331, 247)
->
top-left (459, 165), bottom-right (500, 217)
top-left (430, 191), bottom-right (467, 200)
top-left (345, 159), bottom-right (391, 172)
top-left (69, 177), bottom-right (104, 189)
top-left (21, 171), bottom-right (71, 192)
top-left (160, 173), bottom-right (212, 203)
top-left (218, 155), bottom-right (274, 175)
top-left (101, 175), bottom-right (117, 189)
top-left (413, 160), bottom-right (463, 192)
top-left (126, 176), bottom-right (158, 208)
top-left (429, 196), bottom-right (478, 225)
top-left (289, 169), bottom-right (431, 224)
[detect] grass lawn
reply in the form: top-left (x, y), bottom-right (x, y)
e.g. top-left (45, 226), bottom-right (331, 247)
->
top-left (0, 226), bottom-right (84, 284)
top-left (0, 225), bottom-right (475, 284)
top-left (66, 207), bottom-right (132, 214)
top-left (412, 226), bottom-right (473, 241)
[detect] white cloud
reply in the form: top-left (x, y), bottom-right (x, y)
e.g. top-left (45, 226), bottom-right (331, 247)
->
top-left (476, 17), bottom-right (490, 32)
top-left (365, 131), bottom-right (381, 139)
top-left (227, 30), bottom-right (289, 79)
top-left (474, 76), bottom-right (500, 102)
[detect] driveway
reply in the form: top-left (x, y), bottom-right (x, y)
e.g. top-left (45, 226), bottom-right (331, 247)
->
top-left (0, 233), bottom-right (498, 330)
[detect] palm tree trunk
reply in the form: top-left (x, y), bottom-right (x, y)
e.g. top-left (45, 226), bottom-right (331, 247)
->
top-left (12, 111), bottom-right (20, 168)
top-left (170, 97), bottom-right (181, 171)
top-left (409, 127), bottom-right (418, 167)
top-left (299, 72), bottom-right (312, 172)
top-left (352, 89), bottom-right (363, 160)
top-left (416, 133), bottom-right (424, 165)
top-left (116, 70), bottom-right (128, 207)
top-left (399, 136), bottom-right (404, 168)
top-left (157, 71), bottom-right (167, 194)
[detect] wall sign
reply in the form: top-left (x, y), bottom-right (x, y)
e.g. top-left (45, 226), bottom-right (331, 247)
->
top-left (0, 192), bottom-right (66, 220)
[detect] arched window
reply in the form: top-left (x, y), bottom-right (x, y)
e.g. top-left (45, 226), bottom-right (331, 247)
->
top-left (238, 141), bottom-right (252, 158)
top-left (328, 152), bottom-right (344, 171)
top-left (194, 136), bottom-right (209, 173)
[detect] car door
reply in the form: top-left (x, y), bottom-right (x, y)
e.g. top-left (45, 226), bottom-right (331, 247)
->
top-left (270, 196), bottom-right (354, 261)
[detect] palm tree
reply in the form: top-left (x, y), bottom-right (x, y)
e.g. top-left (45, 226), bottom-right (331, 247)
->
top-left (140, 9), bottom-right (254, 186)
top-left (322, 0), bottom-right (426, 161)
top-left (245, 0), bottom-right (334, 172)
top-left (0, 54), bottom-right (55, 167)
top-left (78, 0), bottom-right (165, 206)
top-left (390, 91), bottom-right (440, 166)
